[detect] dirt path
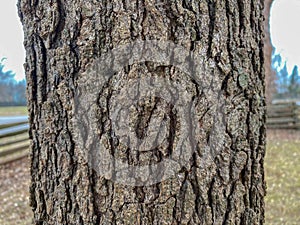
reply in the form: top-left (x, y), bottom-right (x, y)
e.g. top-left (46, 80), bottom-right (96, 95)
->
top-left (267, 129), bottom-right (300, 141)
top-left (0, 157), bottom-right (32, 225)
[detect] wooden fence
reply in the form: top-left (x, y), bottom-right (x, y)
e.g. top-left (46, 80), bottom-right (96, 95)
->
top-left (0, 116), bottom-right (29, 165)
top-left (0, 103), bottom-right (299, 165)
top-left (267, 102), bottom-right (300, 129)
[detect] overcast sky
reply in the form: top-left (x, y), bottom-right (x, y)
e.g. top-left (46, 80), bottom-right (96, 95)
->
top-left (0, 0), bottom-right (299, 81)
top-left (0, 0), bottom-right (25, 81)
top-left (271, 0), bottom-right (300, 73)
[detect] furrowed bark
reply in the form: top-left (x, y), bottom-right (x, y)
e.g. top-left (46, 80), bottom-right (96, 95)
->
top-left (18, 0), bottom-right (266, 224)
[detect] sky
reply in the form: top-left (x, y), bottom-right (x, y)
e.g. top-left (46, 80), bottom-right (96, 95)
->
top-left (0, 0), bottom-right (25, 81)
top-left (270, 0), bottom-right (300, 74)
top-left (0, 0), bottom-right (299, 81)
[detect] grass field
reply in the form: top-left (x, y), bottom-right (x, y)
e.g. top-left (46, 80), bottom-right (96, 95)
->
top-left (265, 131), bottom-right (300, 224)
top-left (0, 106), bottom-right (27, 116)
top-left (0, 129), bottom-right (299, 224)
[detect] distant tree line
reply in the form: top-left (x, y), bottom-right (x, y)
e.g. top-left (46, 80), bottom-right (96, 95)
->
top-left (272, 50), bottom-right (300, 100)
top-left (0, 58), bottom-right (26, 106)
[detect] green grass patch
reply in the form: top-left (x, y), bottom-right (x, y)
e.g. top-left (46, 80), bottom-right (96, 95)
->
top-left (0, 106), bottom-right (27, 116)
top-left (265, 140), bottom-right (300, 224)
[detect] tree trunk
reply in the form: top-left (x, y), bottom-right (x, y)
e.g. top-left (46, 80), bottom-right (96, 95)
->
top-left (263, 0), bottom-right (275, 104)
top-left (18, 0), bottom-right (266, 224)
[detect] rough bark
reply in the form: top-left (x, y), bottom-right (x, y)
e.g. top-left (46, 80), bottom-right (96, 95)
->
top-left (18, 0), bottom-right (266, 224)
top-left (263, 0), bottom-right (275, 104)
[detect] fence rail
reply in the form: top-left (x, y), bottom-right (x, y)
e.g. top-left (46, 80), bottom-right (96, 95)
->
top-left (0, 116), bottom-right (29, 165)
top-left (267, 102), bottom-right (300, 129)
top-left (0, 104), bottom-right (299, 165)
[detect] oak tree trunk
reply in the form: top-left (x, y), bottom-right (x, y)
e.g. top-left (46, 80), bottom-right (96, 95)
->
top-left (263, 0), bottom-right (275, 104)
top-left (18, 0), bottom-right (266, 224)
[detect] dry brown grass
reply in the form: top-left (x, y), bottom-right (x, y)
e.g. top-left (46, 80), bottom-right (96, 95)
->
top-left (0, 106), bottom-right (27, 116)
top-left (265, 130), bottom-right (300, 224)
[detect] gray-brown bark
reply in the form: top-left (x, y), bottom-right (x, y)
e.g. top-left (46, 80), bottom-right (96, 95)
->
top-left (264, 0), bottom-right (275, 104)
top-left (18, 0), bottom-right (266, 224)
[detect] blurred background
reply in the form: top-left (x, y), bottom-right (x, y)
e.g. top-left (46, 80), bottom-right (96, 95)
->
top-left (0, 0), bottom-right (299, 224)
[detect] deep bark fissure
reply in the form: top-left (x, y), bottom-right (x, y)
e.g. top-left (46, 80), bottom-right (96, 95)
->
top-left (50, 0), bottom-right (66, 49)
top-left (207, 0), bottom-right (216, 58)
